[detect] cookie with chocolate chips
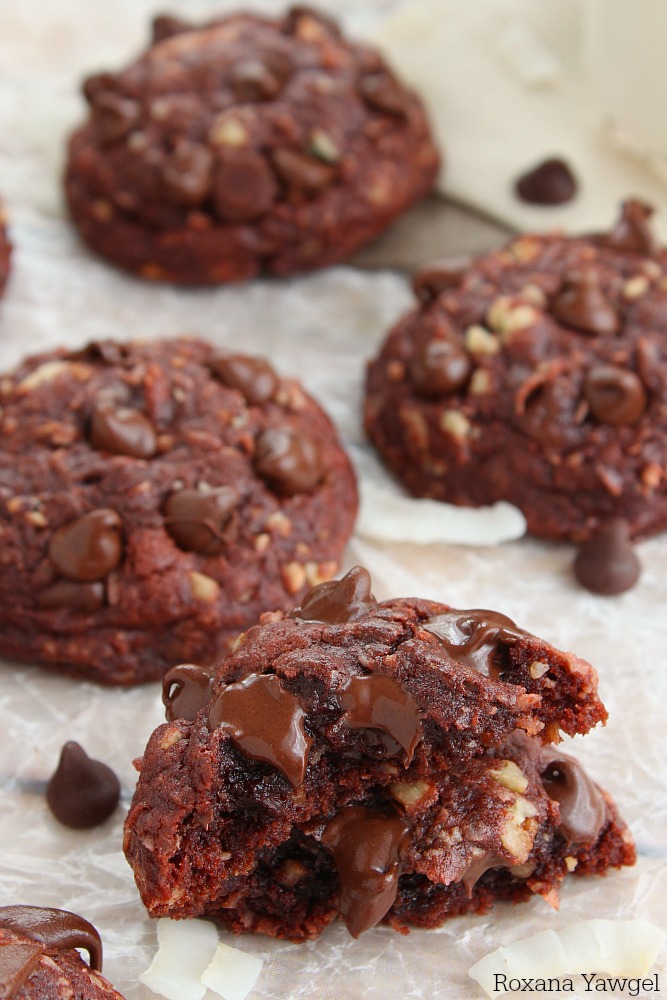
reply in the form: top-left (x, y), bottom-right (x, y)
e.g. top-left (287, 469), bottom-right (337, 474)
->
top-left (365, 200), bottom-right (667, 543)
top-left (124, 567), bottom-right (634, 942)
top-left (64, 7), bottom-right (439, 284)
top-left (0, 338), bottom-right (357, 684)
top-left (0, 906), bottom-right (126, 1000)
top-left (0, 200), bottom-right (10, 297)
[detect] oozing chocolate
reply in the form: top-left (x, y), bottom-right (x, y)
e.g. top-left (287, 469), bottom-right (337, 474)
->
top-left (0, 936), bottom-right (43, 1000)
top-left (540, 752), bottom-right (607, 845)
top-left (48, 510), bottom-right (122, 582)
top-left (321, 806), bottom-right (411, 937)
top-left (163, 663), bottom-right (215, 721)
top-left (0, 907), bottom-right (102, 971)
top-left (208, 673), bottom-right (312, 788)
top-left (339, 675), bottom-right (422, 762)
top-left (46, 742), bottom-right (120, 830)
top-left (290, 566), bottom-right (378, 624)
top-left (424, 609), bottom-right (527, 677)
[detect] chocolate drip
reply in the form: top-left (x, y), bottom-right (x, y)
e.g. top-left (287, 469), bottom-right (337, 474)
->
top-left (321, 806), bottom-right (411, 937)
top-left (208, 673), bottom-right (312, 788)
top-left (290, 566), bottom-right (377, 624)
top-left (163, 663), bottom-right (215, 721)
top-left (339, 675), bottom-right (422, 761)
top-left (424, 609), bottom-right (527, 677)
top-left (0, 935), bottom-right (43, 1000)
top-left (0, 906), bottom-right (102, 971)
top-left (540, 751), bottom-right (607, 845)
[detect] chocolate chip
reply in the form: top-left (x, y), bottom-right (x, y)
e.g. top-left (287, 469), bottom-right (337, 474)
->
top-left (550, 272), bottom-right (619, 336)
top-left (209, 354), bottom-right (278, 405)
top-left (46, 742), bottom-right (120, 830)
top-left (340, 675), bottom-right (422, 761)
top-left (163, 487), bottom-right (239, 555)
top-left (284, 6), bottom-right (341, 37)
top-left (271, 148), bottom-right (336, 196)
top-left (409, 339), bottom-right (472, 397)
top-left (321, 806), bottom-right (410, 937)
top-left (603, 199), bottom-right (656, 254)
top-left (424, 609), bottom-right (526, 677)
top-left (82, 73), bottom-right (118, 104)
top-left (208, 673), bottom-right (312, 788)
top-left (163, 663), bottom-right (215, 722)
top-left (89, 402), bottom-right (157, 459)
top-left (583, 365), bottom-right (647, 425)
top-left (229, 58), bottom-right (286, 102)
top-left (254, 428), bottom-right (323, 495)
top-left (540, 752), bottom-right (607, 844)
top-left (36, 580), bottom-right (104, 614)
top-left (412, 257), bottom-right (471, 303)
top-left (574, 519), bottom-right (641, 595)
top-left (213, 150), bottom-right (277, 222)
top-left (92, 92), bottom-right (141, 145)
top-left (0, 907), bottom-right (102, 971)
top-left (48, 510), bottom-right (122, 582)
top-left (514, 158), bottom-right (577, 205)
top-left (151, 14), bottom-right (191, 42)
top-left (359, 72), bottom-right (410, 117)
top-left (290, 566), bottom-right (378, 624)
top-left (162, 142), bottom-right (214, 207)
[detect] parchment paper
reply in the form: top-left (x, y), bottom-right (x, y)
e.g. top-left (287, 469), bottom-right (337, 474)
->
top-left (0, 2), bottom-right (665, 998)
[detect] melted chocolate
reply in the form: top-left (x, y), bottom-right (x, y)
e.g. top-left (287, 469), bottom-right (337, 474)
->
top-left (208, 673), bottom-right (312, 787)
top-left (603, 199), bottom-right (656, 254)
top-left (209, 354), bottom-right (278, 405)
top-left (290, 566), bottom-right (377, 624)
top-left (254, 427), bottom-right (323, 496)
top-left (163, 487), bottom-right (239, 555)
top-left (424, 609), bottom-right (526, 677)
top-left (540, 752), bottom-right (607, 845)
top-left (550, 273), bottom-right (619, 337)
top-left (583, 365), bottom-right (647, 426)
top-left (0, 936), bottom-right (43, 1000)
top-left (46, 742), bottom-right (120, 830)
top-left (409, 339), bottom-right (472, 397)
top-left (321, 806), bottom-right (410, 937)
top-left (461, 851), bottom-right (505, 898)
top-left (89, 403), bottom-right (156, 459)
top-left (163, 663), bottom-right (215, 721)
top-left (0, 907), bottom-right (102, 971)
top-left (339, 675), bottom-right (422, 762)
top-left (48, 510), bottom-right (122, 582)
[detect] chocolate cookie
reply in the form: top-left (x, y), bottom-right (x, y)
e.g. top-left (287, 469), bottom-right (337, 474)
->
top-left (0, 338), bottom-right (357, 684)
top-left (0, 201), bottom-right (10, 296)
top-left (365, 200), bottom-right (667, 542)
top-left (0, 906), bottom-right (125, 1000)
top-left (124, 567), bottom-right (634, 942)
top-left (64, 7), bottom-right (439, 284)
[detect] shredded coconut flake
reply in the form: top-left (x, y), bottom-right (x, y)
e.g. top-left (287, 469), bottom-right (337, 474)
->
top-left (139, 919), bottom-right (218, 1000)
top-left (201, 941), bottom-right (264, 1000)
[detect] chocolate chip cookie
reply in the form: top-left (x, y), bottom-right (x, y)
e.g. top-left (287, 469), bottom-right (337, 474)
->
top-left (365, 200), bottom-right (667, 542)
top-left (0, 338), bottom-right (357, 684)
top-left (124, 567), bottom-right (634, 942)
top-left (0, 906), bottom-right (125, 1000)
top-left (64, 7), bottom-right (440, 284)
top-left (0, 201), bottom-right (10, 296)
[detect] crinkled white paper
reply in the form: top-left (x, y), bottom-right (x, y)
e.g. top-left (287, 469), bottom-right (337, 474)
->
top-left (0, 3), bottom-right (665, 1000)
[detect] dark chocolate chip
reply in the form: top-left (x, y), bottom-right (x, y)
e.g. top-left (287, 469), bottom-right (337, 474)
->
top-left (550, 272), bottom-right (620, 336)
top-left (254, 427), bottom-right (323, 495)
top-left (320, 806), bottom-right (410, 937)
top-left (81, 73), bottom-right (118, 104)
top-left (0, 937), bottom-right (44, 999)
top-left (163, 487), bottom-right (239, 555)
top-left (583, 365), bottom-right (647, 425)
top-left (89, 402), bottom-right (157, 459)
top-left (284, 6), bottom-right (341, 37)
top-left (340, 674), bottom-right (422, 761)
top-left (424, 609), bottom-right (527, 677)
top-left (290, 566), bottom-right (377, 624)
top-left (213, 150), bottom-right (277, 222)
top-left (412, 257), bottom-right (471, 303)
top-left (604, 199), bottom-right (656, 254)
top-left (514, 158), bottom-right (577, 205)
top-left (162, 142), bottom-right (214, 207)
top-left (573, 519), bottom-right (641, 595)
top-left (229, 58), bottom-right (286, 102)
top-left (409, 339), bottom-right (472, 397)
top-left (92, 92), bottom-right (141, 145)
top-left (36, 580), bottom-right (104, 614)
top-left (163, 663), bottom-right (215, 722)
top-left (209, 354), bottom-right (278, 405)
top-left (46, 742), bottom-right (120, 830)
top-left (541, 753), bottom-right (607, 844)
top-left (208, 673), bottom-right (312, 788)
top-left (0, 907), bottom-right (102, 971)
top-left (271, 148), bottom-right (336, 196)
top-left (359, 72), bottom-right (410, 117)
top-left (151, 14), bottom-right (191, 42)
top-left (48, 510), bottom-right (122, 582)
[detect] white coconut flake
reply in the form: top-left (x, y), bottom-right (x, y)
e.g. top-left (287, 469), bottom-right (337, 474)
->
top-left (495, 19), bottom-right (560, 89)
top-left (468, 919), bottom-right (666, 998)
top-left (201, 942), bottom-right (264, 1000)
top-left (139, 918), bottom-right (219, 1000)
top-left (356, 482), bottom-right (526, 546)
